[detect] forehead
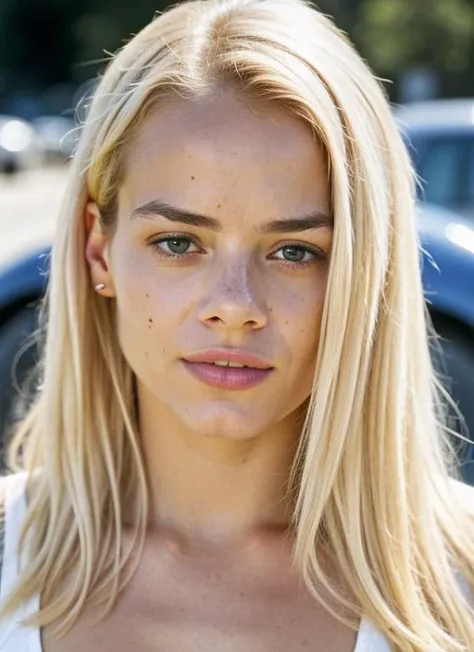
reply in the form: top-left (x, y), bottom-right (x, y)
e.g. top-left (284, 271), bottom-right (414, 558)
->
top-left (119, 87), bottom-right (330, 221)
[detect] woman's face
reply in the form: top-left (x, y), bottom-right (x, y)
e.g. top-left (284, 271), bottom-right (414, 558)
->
top-left (94, 88), bottom-right (332, 440)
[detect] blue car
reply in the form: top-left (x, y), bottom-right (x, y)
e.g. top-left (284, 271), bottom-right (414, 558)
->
top-left (0, 203), bottom-right (473, 481)
top-left (394, 98), bottom-right (474, 222)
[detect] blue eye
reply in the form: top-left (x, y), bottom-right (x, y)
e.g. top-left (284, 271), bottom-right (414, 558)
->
top-left (272, 244), bottom-right (323, 265)
top-left (276, 245), bottom-right (312, 263)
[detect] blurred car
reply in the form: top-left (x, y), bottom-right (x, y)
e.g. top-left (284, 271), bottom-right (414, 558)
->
top-left (394, 99), bottom-right (474, 222)
top-left (417, 205), bottom-right (474, 473)
top-left (0, 115), bottom-right (42, 174)
top-left (32, 115), bottom-right (77, 164)
top-left (0, 204), bottom-right (472, 481)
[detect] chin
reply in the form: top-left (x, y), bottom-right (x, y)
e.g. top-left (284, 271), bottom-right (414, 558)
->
top-left (181, 400), bottom-right (268, 440)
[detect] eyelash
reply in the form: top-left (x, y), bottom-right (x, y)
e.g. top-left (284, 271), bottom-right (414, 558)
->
top-left (148, 233), bottom-right (326, 268)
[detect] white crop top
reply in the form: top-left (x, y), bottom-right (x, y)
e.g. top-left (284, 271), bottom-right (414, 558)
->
top-left (0, 472), bottom-right (392, 651)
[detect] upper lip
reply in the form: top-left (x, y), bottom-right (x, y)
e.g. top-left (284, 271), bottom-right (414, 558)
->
top-left (182, 348), bottom-right (274, 369)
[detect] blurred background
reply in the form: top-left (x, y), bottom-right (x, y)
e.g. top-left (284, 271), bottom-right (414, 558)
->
top-left (2, 0), bottom-right (474, 116)
top-left (1, 0), bottom-right (474, 260)
top-left (0, 0), bottom-right (473, 478)
top-left (1, 0), bottom-right (474, 258)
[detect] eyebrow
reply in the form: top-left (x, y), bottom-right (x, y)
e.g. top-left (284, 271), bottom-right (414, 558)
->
top-left (131, 200), bottom-right (333, 233)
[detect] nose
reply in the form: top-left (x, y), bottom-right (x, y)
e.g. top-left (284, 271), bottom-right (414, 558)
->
top-left (198, 256), bottom-right (268, 331)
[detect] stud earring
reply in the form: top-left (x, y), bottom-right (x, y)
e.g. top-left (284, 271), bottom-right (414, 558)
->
top-left (94, 283), bottom-right (106, 292)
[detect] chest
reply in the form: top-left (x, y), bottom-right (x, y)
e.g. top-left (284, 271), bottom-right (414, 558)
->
top-left (42, 597), bottom-right (358, 652)
top-left (41, 545), bottom-right (359, 652)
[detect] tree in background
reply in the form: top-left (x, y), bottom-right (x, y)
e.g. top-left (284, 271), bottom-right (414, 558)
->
top-left (355, 0), bottom-right (474, 99)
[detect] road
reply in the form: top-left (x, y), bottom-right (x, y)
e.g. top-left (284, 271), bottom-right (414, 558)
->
top-left (0, 165), bottom-right (68, 271)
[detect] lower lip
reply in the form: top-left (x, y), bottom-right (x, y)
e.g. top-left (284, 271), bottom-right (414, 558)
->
top-left (181, 361), bottom-right (273, 390)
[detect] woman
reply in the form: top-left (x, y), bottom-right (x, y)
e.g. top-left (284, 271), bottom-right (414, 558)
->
top-left (0, 0), bottom-right (473, 649)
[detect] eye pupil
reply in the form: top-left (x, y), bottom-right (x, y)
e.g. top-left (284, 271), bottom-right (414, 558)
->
top-left (282, 246), bottom-right (305, 262)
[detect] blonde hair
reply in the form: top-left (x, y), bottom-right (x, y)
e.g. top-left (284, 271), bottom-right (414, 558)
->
top-left (3, 0), bottom-right (474, 648)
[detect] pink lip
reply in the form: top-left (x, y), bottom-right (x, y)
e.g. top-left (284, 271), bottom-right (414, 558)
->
top-left (183, 348), bottom-right (273, 369)
top-left (181, 348), bottom-right (274, 390)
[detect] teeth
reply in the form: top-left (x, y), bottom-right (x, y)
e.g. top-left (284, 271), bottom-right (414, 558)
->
top-left (213, 361), bottom-right (245, 368)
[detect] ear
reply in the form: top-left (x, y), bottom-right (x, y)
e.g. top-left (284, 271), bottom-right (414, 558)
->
top-left (84, 201), bottom-right (116, 297)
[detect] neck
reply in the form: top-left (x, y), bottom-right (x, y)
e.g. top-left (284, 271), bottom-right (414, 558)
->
top-left (137, 390), bottom-right (302, 547)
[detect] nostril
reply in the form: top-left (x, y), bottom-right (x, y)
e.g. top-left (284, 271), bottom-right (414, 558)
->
top-left (199, 296), bottom-right (268, 330)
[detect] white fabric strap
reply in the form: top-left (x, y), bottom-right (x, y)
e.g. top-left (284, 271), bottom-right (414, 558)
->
top-left (0, 472), bottom-right (42, 652)
top-left (0, 472), bottom-right (30, 650)
top-left (0, 473), bottom-right (28, 600)
top-left (356, 619), bottom-right (392, 651)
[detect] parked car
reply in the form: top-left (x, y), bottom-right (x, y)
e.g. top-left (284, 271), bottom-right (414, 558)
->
top-left (0, 115), bottom-right (42, 174)
top-left (394, 99), bottom-right (474, 222)
top-left (0, 204), bottom-right (473, 481)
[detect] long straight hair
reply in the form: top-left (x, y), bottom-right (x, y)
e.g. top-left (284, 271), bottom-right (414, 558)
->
top-left (2, 0), bottom-right (474, 648)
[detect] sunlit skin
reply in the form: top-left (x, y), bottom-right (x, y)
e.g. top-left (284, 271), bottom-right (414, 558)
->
top-left (86, 86), bottom-right (332, 543)
top-left (51, 87), bottom-right (367, 652)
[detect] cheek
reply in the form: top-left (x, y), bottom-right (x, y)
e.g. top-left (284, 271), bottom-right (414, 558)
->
top-left (277, 280), bottom-right (325, 343)
top-left (113, 276), bottom-right (183, 380)
top-left (111, 251), bottom-right (198, 347)
top-left (270, 283), bottom-right (325, 413)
